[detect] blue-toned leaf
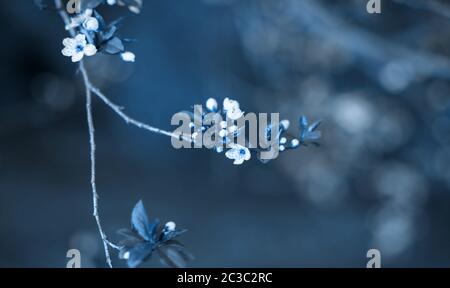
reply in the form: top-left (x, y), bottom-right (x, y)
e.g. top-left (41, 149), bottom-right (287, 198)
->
top-left (120, 242), bottom-right (155, 268)
top-left (100, 26), bottom-right (118, 43)
top-left (117, 228), bottom-right (143, 245)
top-left (305, 130), bottom-right (322, 141)
top-left (308, 120), bottom-right (322, 133)
top-left (157, 244), bottom-right (194, 268)
top-left (160, 229), bottom-right (188, 242)
top-left (147, 219), bottom-right (161, 243)
top-left (103, 37), bottom-right (125, 54)
top-left (93, 9), bottom-right (106, 29)
top-left (300, 116), bottom-right (308, 131)
top-left (109, 17), bottom-right (124, 28)
top-left (131, 200), bottom-right (151, 241)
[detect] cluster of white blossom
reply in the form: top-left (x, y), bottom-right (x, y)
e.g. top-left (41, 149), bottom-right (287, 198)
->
top-left (61, 0), bottom-right (140, 63)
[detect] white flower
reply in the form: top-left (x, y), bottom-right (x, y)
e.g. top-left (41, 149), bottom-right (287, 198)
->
top-left (121, 51), bottom-right (136, 62)
top-left (227, 109), bottom-right (244, 120)
top-left (164, 221), bottom-right (176, 232)
top-left (291, 139), bottom-right (300, 148)
top-left (84, 17), bottom-right (99, 31)
top-left (280, 120), bottom-right (290, 131)
top-left (206, 98), bottom-right (218, 112)
top-left (223, 98), bottom-right (244, 120)
top-left (219, 129), bottom-right (227, 138)
top-left (62, 34), bottom-right (97, 62)
top-left (225, 144), bottom-right (251, 165)
top-left (223, 98), bottom-right (237, 111)
top-left (122, 251), bottom-right (130, 259)
top-left (228, 125), bottom-right (238, 133)
top-left (66, 9), bottom-right (99, 32)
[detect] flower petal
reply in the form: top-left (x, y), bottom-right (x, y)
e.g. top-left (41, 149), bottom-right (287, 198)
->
top-left (84, 9), bottom-right (93, 17)
top-left (84, 44), bottom-right (97, 56)
top-left (62, 37), bottom-right (75, 49)
top-left (83, 17), bottom-right (99, 31)
top-left (131, 200), bottom-right (157, 241)
top-left (74, 34), bottom-right (87, 45)
top-left (71, 52), bottom-right (84, 62)
top-left (244, 150), bottom-right (251, 161)
top-left (62, 47), bottom-right (74, 57)
top-left (223, 98), bottom-right (240, 112)
top-left (227, 109), bottom-right (244, 120)
top-left (225, 149), bottom-right (238, 160)
top-left (121, 51), bottom-right (136, 62)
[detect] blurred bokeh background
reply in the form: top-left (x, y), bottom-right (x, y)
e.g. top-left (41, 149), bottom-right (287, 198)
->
top-left (1, 0), bottom-right (450, 267)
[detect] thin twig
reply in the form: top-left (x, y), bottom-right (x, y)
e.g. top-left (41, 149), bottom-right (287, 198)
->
top-left (106, 240), bottom-right (123, 250)
top-left (80, 60), bottom-right (113, 268)
top-left (89, 86), bottom-right (185, 139)
top-left (55, 0), bottom-right (115, 268)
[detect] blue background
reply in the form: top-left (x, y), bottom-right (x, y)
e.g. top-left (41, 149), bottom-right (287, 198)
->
top-left (0, 0), bottom-right (450, 267)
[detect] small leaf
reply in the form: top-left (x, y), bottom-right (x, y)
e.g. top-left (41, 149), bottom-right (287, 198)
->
top-left (131, 200), bottom-right (151, 241)
top-left (160, 229), bottom-right (188, 242)
top-left (103, 37), bottom-right (125, 54)
top-left (308, 120), bottom-right (322, 133)
top-left (300, 116), bottom-right (308, 131)
top-left (121, 242), bottom-right (155, 268)
top-left (305, 130), bottom-right (322, 141)
top-left (100, 26), bottom-right (118, 42)
top-left (117, 228), bottom-right (143, 246)
top-left (157, 245), bottom-right (193, 268)
top-left (93, 10), bottom-right (106, 29)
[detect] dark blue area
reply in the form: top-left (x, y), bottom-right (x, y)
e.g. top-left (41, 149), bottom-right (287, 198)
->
top-left (0, 0), bottom-right (450, 268)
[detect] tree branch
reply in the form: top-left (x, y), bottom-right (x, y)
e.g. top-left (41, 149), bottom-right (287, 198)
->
top-left (89, 85), bottom-right (184, 139)
top-left (54, 0), bottom-right (189, 268)
top-left (80, 60), bottom-right (114, 268)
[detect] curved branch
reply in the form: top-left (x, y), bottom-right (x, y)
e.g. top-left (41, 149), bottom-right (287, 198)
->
top-left (89, 85), bottom-right (182, 139)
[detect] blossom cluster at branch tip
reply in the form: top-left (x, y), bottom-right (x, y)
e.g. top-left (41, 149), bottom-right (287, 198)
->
top-left (53, 0), bottom-right (142, 63)
top-left (175, 97), bottom-right (322, 165)
top-left (223, 98), bottom-right (244, 120)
